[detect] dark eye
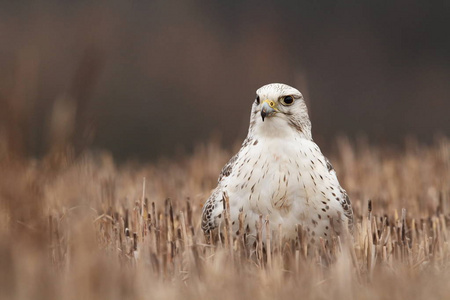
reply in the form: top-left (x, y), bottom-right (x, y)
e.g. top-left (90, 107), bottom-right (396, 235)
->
top-left (281, 95), bottom-right (294, 105)
top-left (255, 95), bottom-right (260, 104)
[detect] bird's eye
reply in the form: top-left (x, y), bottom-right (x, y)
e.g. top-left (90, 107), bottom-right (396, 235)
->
top-left (255, 95), bottom-right (260, 104)
top-left (281, 95), bottom-right (294, 106)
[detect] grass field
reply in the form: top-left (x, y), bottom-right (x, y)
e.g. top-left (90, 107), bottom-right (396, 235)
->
top-left (0, 137), bottom-right (449, 300)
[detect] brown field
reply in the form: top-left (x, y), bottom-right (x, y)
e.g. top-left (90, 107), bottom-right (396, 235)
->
top-left (0, 136), bottom-right (449, 300)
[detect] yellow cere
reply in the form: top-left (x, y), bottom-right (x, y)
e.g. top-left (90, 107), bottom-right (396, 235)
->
top-left (262, 99), bottom-right (279, 110)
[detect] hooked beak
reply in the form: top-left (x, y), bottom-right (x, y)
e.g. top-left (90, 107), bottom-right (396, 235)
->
top-left (260, 100), bottom-right (278, 122)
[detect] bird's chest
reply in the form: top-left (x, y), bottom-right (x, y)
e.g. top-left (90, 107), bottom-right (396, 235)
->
top-left (226, 138), bottom-right (324, 216)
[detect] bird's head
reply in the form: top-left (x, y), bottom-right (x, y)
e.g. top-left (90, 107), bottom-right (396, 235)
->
top-left (249, 83), bottom-right (312, 140)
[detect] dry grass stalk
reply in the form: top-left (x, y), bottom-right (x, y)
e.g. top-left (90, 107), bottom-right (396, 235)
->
top-left (0, 137), bottom-right (449, 299)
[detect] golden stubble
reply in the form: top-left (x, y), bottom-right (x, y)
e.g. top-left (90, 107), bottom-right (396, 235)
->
top-left (0, 137), bottom-right (449, 300)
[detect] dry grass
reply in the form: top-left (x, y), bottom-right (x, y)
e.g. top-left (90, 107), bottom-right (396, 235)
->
top-left (0, 137), bottom-right (449, 300)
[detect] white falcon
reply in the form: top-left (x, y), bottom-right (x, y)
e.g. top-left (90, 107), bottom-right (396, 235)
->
top-left (202, 83), bottom-right (353, 244)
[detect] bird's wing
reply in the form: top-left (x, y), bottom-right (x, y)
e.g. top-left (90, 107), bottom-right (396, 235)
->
top-left (339, 187), bottom-right (354, 232)
top-left (324, 156), bottom-right (354, 231)
top-left (201, 141), bottom-right (247, 234)
top-left (218, 152), bottom-right (239, 182)
top-left (201, 187), bottom-right (223, 233)
top-left (217, 137), bottom-right (252, 182)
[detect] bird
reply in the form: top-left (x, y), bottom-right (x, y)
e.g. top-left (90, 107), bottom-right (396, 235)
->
top-left (201, 83), bottom-right (353, 246)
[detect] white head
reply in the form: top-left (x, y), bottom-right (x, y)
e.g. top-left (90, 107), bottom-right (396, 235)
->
top-left (248, 83), bottom-right (312, 140)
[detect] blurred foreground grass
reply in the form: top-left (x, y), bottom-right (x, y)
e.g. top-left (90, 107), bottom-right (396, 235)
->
top-left (0, 137), bottom-right (449, 300)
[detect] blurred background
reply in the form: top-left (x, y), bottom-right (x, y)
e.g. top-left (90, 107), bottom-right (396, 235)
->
top-left (0, 1), bottom-right (449, 161)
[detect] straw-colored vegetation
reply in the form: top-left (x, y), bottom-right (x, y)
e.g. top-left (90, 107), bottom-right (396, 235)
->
top-left (0, 137), bottom-right (449, 300)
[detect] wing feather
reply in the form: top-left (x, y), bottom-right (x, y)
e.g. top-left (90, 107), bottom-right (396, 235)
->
top-left (201, 188), bottom-right (222, 233)
top-left (324, 156), bottom-right (354, 231)
top-left (202, 140), bottom-right (248, 233)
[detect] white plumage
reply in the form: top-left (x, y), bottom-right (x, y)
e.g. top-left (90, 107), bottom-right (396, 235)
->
top-left (202, 83), bottom-right (352, 244)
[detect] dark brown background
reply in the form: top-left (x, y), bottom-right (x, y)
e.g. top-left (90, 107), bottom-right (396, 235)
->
top-left (1, 1), bottom-right (449, 160)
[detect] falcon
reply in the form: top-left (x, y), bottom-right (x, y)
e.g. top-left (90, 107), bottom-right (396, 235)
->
top-left (202, 83), bottom-right (353, 245)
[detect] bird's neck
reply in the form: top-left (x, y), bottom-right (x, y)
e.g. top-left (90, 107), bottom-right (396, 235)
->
top-left (249, 118), bottom-right (312, 141)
